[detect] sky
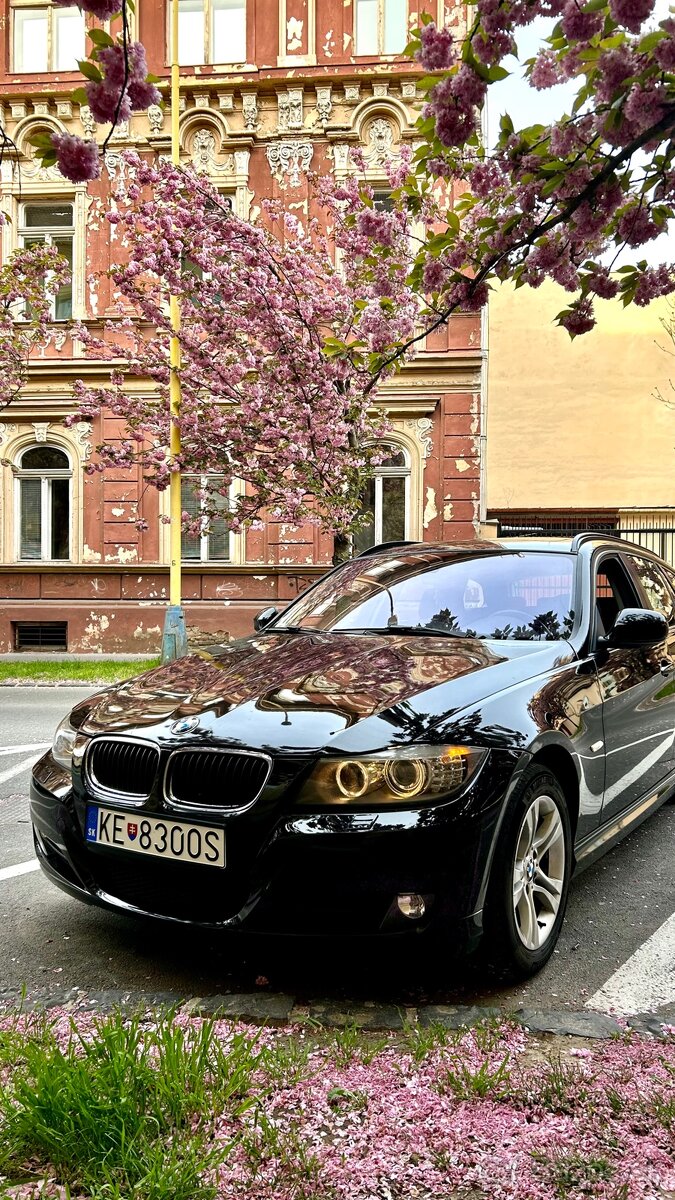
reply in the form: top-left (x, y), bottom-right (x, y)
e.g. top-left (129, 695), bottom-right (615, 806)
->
top-left (485, 3), bottom-right (674, 266)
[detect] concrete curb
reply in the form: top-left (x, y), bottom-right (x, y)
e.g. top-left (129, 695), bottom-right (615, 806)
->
top-left (0, 987), bottom-right (671, 1039)
top-left (0, 681), bottom-right (99, 687)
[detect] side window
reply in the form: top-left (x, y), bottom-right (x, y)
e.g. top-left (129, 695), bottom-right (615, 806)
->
top-left (594, 556), bottom-right (638, 637)
top-left (629, 558), bottom-right (675, 622)
top-left (19, 202), bottom-right (74, 320)
top-left (355, 0), bottom-right (407, 55)
top-left (15, 443), bottom-right (71, 561)
top-left (181, 474), bottom-right (232, 562)
top-left (353, 443), bottom-right (410, 555)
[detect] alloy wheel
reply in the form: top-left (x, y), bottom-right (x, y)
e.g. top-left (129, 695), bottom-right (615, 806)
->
top-left (512, 794), bottom-right (566, 951)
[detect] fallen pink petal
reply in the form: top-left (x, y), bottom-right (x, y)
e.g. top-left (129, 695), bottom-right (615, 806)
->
top-left (0, 1010), bottom-right (673, 1200)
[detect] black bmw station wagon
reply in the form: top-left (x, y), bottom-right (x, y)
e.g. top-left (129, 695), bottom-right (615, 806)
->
top-left (31, 535), bottom-right (675, 976)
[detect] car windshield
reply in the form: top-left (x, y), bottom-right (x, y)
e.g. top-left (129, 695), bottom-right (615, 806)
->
top-left (276, 550), bottom-right (576, 641)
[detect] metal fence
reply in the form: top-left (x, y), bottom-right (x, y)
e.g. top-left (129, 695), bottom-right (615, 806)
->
top-left (618, 526), bottom-right (675, 565)
top-left (490, 513), bottom-right (675, 566)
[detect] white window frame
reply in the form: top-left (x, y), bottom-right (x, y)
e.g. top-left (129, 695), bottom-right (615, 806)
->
top-left (175, 0), bottom-right (246, 66)
top-left (11, 0), bottom-right (85, 73)
top-left (14, 444), bottom-right (72, 562)
top-left (181, 474), bottom-right (234, 563)
top-left (18, 201), bottom-right (75, 321)
top-left (361, 443), bottom-right (411, 547)
top-left (355, 0), bottom-right (407, 56)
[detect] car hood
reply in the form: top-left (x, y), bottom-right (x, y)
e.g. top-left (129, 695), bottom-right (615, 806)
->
top-left (76, 630), bottom-right (571, 753)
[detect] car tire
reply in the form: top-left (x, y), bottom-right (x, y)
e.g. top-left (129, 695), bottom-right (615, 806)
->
top-left (482, 767), bottom-right (572, 979)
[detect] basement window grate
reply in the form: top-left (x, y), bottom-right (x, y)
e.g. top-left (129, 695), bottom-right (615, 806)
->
top-left (14, 621), bottom-right (68, 651)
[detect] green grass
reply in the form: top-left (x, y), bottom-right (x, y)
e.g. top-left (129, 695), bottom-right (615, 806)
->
top-left (0, 658), bottom-right (160, 684)
top-left (0, 1009), bottom-right (265, 1200)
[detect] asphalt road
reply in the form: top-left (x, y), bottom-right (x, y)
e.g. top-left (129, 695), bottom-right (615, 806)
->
top-left (1, 686), bottom-right (674, 1017)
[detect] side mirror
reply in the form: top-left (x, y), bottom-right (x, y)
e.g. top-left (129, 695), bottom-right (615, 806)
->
top-left (602, 607), bottom-right (668, 649)
top-left (254, 606), bottom-right (279, 632)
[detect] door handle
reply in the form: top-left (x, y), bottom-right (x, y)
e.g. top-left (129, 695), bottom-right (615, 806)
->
top-left (660, 658), bottom-right (674, 676)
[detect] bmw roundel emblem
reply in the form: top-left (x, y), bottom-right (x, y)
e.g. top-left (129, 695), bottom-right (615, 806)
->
top-left (170, 715), bottom-right (201, 735)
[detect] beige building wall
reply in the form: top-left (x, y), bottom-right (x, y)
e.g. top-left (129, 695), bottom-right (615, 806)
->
top-left (487, 281), bottom-right (675, 512)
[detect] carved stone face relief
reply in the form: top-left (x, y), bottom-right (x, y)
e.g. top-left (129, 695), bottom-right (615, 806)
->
top-left (190, 128), bottom-right (234, 177)
top-left (366, 117), bottom-right (396, 167)
top-left (192, 129), bottom-right (217, 172)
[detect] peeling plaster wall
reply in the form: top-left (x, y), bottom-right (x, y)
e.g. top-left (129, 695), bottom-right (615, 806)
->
top-left (0, 0), bottom-right (483, 653)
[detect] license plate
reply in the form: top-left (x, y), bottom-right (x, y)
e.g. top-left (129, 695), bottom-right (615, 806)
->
top-left (85, 805), bottom-right (225, 867)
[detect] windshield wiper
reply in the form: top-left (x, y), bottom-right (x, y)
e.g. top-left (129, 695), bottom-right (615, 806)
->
top-left (331, 625), bottom-right (470, 638)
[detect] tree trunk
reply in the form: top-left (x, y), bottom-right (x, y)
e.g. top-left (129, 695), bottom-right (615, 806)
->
top-left (332, 532), bottom-right (353, 566)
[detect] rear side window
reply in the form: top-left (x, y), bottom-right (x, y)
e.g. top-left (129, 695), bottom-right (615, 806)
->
top-left (629, 557), bottom-right (675, 622)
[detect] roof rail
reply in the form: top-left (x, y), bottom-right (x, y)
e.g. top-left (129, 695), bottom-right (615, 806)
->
top-left (355, 539), bottom-right (417, 558)
top-left (570, 531), bottom-right (626, 551)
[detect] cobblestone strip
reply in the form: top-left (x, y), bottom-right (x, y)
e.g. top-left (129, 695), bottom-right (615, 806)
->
top-left (1, 986), bottom-right (673, 1038)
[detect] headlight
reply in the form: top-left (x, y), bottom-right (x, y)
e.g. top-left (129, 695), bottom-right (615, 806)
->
top-left (297, 745), bottom-right (487, 807)
top-left (52, 716), bottom-right (88, 771)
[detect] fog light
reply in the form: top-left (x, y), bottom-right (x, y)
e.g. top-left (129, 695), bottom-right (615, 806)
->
top-left (397, 893), bottom-right (426, 920)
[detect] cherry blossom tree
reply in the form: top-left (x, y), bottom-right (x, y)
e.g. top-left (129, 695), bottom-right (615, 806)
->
top-left (17, 1), bottom-right (674, 349)
top-left (382, 1), bottom-right (675, 350)
top-left (68, 154), bottom-right (419, 539)
top-left (0, 241), bottom-right (71, 410)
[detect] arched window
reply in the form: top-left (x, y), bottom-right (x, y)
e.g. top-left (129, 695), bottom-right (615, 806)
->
top-left (354, 443), bottom-right (410, 554)
top-left (15, 444), bottom-right (71, 560)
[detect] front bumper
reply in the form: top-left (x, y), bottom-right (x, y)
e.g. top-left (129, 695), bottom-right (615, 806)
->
top-left (30, 748), bottom-right (519, 943)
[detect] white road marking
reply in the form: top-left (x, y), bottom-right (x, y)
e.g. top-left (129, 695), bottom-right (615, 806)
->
top-left (0, 755), bottom-right (41, 786)
top-left (0, 859), bottom-right (40, 882)
top-left (586, 910), bottom-right (675, 1016)
top-left (0, 743), bottom-right (50, 757)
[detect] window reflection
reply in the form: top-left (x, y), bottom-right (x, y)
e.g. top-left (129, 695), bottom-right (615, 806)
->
top-left (276, 550), bottom-right (576, 641)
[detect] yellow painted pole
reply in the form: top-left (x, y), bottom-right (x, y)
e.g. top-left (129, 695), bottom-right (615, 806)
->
top-left (161, 0), bottom-right (187, 660)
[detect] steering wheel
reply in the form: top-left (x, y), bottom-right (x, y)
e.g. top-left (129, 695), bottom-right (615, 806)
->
top-left (488, 609), bottom-right (532, 627)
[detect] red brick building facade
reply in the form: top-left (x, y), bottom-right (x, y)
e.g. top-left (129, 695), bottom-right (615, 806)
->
top-left (0, 0), bottom-right (483, 653)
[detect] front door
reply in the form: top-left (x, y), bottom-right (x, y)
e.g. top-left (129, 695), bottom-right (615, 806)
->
top-left (593, 552), bottom-right (675, 827)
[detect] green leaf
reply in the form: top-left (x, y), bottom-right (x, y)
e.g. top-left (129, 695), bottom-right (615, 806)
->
top-left (487, 64), bottom-right (510, 82)
top-left (39, 150), bottom-right (58, 167)
top-left (88, 27), bottom-right (115, 47)
top-left (418, 74), bottom-right (444, 91)
top-left (639, 29), bottom-right (666, 52)
top-left (77, 59), bottom-right (103, 81)
top-left (71, 87), bottom-right (89, 105)
top-left (27, 131), bottom-right (54, 148)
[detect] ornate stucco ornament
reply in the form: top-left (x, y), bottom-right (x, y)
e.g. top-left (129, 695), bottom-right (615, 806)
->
top-left (242, 93), bottom-right (259, 129)
top-left (266, 141), bottom-right (313, 187)
top-left (147, 104), bottom-right (164, 134)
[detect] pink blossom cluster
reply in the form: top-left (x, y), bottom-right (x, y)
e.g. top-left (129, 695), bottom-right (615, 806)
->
top-left (44, 1), bottom-right (159, 182)
top-left (86, 41), bottom-right (158, 126)
top-left (70, 156), bottom-right (418, 537)
top-left (414, 21), bottom-right (455, 72)
top-left (54, 0), bottom-right (120, 18)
